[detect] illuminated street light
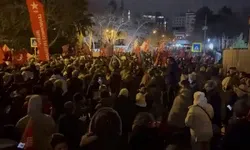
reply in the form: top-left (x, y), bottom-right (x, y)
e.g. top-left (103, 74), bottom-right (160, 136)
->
top-left (207, 38), bottom-right (211, 42)
top-left (153, 30), bottom-right (157, 34)
top-left (208, 43), bottom-right (214, 49)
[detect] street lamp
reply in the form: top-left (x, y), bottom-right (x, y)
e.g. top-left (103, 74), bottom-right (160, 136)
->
top-left (153, 30), bottom-right (157, 34)
top-left (208, 43), bottom-right (214, 49)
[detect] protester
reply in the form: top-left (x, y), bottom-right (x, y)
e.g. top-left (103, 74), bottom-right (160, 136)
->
top-left (0, 52), bottom-right (248, 150)
top-left (16, 95), bottom-right (56, 150)
top-left (79, 107), bottom-right (123, 150)
top-left (50, 133), bottom-right (68, 150)
top-left (129, 112), bottom-right (164, 150)
top-left (185, 91), bottom-right (214, 150)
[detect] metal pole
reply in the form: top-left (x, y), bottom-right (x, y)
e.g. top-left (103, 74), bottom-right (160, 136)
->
top-left (34, 47), bottom-right (37, 58)
top-left (204, 15), bottom-right (207, 42)
top-left (203, 14), bottom-right (207, 54)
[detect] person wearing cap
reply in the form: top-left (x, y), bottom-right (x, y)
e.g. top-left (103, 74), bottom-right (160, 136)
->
top-left (185, 92), bottom-right (214, 150)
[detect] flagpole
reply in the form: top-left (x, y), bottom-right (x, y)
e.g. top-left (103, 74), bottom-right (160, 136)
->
top-left (34, 47), bottom-right (37, 59)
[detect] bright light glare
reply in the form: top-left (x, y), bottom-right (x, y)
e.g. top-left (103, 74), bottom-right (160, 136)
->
top-left (153, 30), bottom-right (157, 34)
top-left (207, 38), bottom-right (211, 42)
top-left (208, 43), bottom-right (214, 49)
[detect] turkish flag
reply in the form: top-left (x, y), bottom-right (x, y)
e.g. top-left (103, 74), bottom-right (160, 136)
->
top-left (12, 50), bottom-right (28, 64)
top-left (26, 0), bottom-right (49, 61)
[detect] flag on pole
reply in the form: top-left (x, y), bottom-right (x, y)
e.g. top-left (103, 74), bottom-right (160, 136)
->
top-left (12, 50), bottom-right (28, 65)
top-left (2, 44), bottom-right (10, 53)
top-left (26, 0), bottom-right (49, 61)
top-left (140, 40), bottom-right (150, 52)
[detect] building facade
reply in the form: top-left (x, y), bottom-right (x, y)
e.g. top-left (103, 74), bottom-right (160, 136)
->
top-left (172, 11), bottom-right (196, 36)
top-left (185, 11), bottom-right (196, 36)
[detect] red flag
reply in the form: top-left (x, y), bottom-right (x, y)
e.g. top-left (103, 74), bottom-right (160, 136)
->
top-left (134, 46), bottom-right (141, 64)
top-left (100, 48), bottom-right (106, 57)
top-left (140, 40), bottom-right (150, 52)
top-left (0, 47), bottom-right (5, 64)
top-left (12, 50), bottom-right (27, 64)
top-left (158, 41), bottom-right (165, 52)
top-left (26, 0), bottom-right (49, 61)
top-left (154, 51), bottom-right (160, 66)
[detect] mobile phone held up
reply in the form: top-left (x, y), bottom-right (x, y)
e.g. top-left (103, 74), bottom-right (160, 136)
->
top-left (17, 142), bottom-right (25, 149)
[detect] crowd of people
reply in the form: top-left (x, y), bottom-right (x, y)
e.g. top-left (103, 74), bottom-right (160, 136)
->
top-left (0, 53), bottom-right (250, 150)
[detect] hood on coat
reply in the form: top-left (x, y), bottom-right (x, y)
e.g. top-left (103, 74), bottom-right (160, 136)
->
top-left (119, 88), bottom-right (129, 98)
top-left (179, 88), bottom-right (192, 98)
top-left (193, 91), bottom-right (207, 107)
top-left (28, 95), bottom-right (43, 117)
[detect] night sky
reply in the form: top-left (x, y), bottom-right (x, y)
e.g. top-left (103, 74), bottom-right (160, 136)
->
top-left (89, 0), bottom-right (250, 17)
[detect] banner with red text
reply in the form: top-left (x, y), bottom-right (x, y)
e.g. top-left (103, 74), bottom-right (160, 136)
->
top-left (26, 0), bottom-right (49, 61)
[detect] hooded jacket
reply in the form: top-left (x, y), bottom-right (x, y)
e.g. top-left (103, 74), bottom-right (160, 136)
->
top-left (185, 92), bottom-right (214, 142)
top-left (168, 88), bottom-right (193, 128)
top-left (16, 95), bottom-right (55, 150)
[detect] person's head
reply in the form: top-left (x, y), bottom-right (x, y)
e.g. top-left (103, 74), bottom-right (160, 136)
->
top-left (51, 133), bottom-right (68, 150)
top-left (119, 88), bottom-right (129, 98)
top-left (233, 84), bottom-right (250, 98)
top-left (73, 93), bottom-right (85, 104)
top-left (100, 90), bottom-right (110, 99)
top-left (44, 80), bottom-right (54, 92)
top-left (53, 68), bottom-right (61, 75)
top-left (135, 92), bottom-right (147, 107)
top-left (239, 71), bottom-right (247, 79)
top-left (204, 80), bottom-right (217, 92)
top-left (28, 95), bottom-right (43, 117)
top-left (200, 66), bottom-right (206, 72)
top-left (179, 79), bottom-right (190, 89)
top-left (179, 74), bottom-right (189, 88)
top-left (233, 98), bottom-right (250, 119)
top-left (54, 80), bottom-right (63, 90)
top-left (89, 107), bottom-right (122, 137)
top-left (188, 72), bottom-right (196, 83)
top-left (193, 91), bottom-right (207, 106)
top-left (167, 57), bottom-right (174, 65)
top-left (64, 101), bottom-right (74, 115)
top-left (132, 112), bottom-right (155, 130)
top-left (229, 67), bottom-right (237, 76)
top-left (72, 70), bottom-right (79, 78)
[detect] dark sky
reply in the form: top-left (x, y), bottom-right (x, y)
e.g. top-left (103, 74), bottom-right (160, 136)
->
top-left (89, 0), bottom-right (250, 17)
